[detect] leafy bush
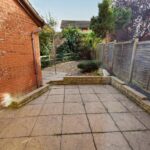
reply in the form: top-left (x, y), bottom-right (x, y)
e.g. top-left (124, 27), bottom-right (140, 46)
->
top-left (56, 27), bottom-right (101, 61)
top-left (39, 26), bottom-right (54, 56)
top-left (41, 56), bottom-right (50, 68)
top-left (78, 60), bottom-right (101, 72)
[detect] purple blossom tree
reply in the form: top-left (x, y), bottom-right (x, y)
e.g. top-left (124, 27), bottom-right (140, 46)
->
top-left (113, 0), bottom-right (150, 40)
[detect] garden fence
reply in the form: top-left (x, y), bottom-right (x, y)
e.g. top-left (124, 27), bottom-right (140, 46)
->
top-left (96, 40), bottom-right (150, 92)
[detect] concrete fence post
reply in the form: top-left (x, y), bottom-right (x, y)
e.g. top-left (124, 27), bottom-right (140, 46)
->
top-left (111, 40), bottom-right (116, 73)
top-left (129, 38), bottom-right (139, 83)
top-left (101, 43), bottom-right (105, 66)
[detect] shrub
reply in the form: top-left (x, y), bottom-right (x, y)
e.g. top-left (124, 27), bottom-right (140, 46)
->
top-left (41, 56), bottom-right (50, 68)
top-left (78, 60), bottom-right (101, 72)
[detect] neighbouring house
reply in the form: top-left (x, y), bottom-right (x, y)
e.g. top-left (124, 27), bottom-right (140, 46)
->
top-left (61, 20), bottom-right (90, 32)
top-left (0, 0), bottom-right (45, 100)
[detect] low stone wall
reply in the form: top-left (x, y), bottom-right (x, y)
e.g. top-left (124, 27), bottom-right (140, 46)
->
top-left (111, 76), bottom-right (150, 113)
top-left (5, 75), bottom-right (150, 113)
top-left (11, 84), bottom-right (49, 108)
top-left (49, 76), bottom-right (111, 85)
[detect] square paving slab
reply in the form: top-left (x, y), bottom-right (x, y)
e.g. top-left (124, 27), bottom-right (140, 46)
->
top-left (94, 132), bottom-right (131, 150)
top-left (62, 115), bottom-right (90, 134)
top-left (46, 95), bottom-right (64, 103)
top-left (0, 117), bottom-right (37, 138)
top-left (61, 134), bottom-right (96, 150)
top-left (31, 116), bottom-right (62, 136)
top-left (64, 103), bottom-right (85, 114)
top-left (85, 102), bottom-right (106, 114)
top-left (111, 113), bottom-right (146, 131)
top-left (65, 94), bottom-right (82, 103)
top-left (0, 137), bottom-right (28, 150)
top-left (40, 103), bottom-right (63, 115)
top-left (81, 94), bottom-right (100, 102)
top-left (102, 101), bottom-right (128, 113)
top-left (88, 114), bottom-right (119, 132)
top-left (25, 136), bottom-right (61, 150)
top-left (123, 131), bottom-right (150, 150)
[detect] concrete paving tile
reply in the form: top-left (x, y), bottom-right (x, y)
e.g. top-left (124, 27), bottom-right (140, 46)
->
top-left (50, 89), bottom-right (64, 95)
top-left (65, 85), bottom-right (78, 89)
top-left (0, 117), bottom-right (37, 138)
top-left (132, 111), bottom-right (150, 129)
top-left (102, 101), bottom-right (128, 113)
top-left (124, 131), bottom-right (150, 150)
top-left (25, 136), bottom-right (61, 150)
top-left (85, 102), bottom-right (106, 114)
top-left (120, 100), bottom-right (144, 112)
top-left (80, 88), bottom-right (94, 94)
top-left (112, 93), bottom-right (129, 101)
top-left (81, 94), bottom-right (99, 102)
top-left (88, 114), bottom-right (119, 132)
top-left (61, 134), bottom-right (96, 150)
top-left (79, 85), bottom-right (94, 89)
top-left (65, 89), bottom-right (80, 94)
top-left (97, 94), bottom-right (117, 102)
top-left (0, 109), bottom-right (18, 119)
top-left (0, 137), bottom-right (29, 150)
top-left (16, 105), bottom-right (42, 117)
top-left (0, 118), bottom-right (13, 133)
top-left (65, 94), bottom-right (82, 103)
top-left (111, 113), bottom-right (146, 131)
top-left (46, 95), bottom-right (64, 103)
top-left (94, 132), bottom-right (131, 150)
top-left (105, 85), bottom-right (120, 94)
top-left (29, 95), bottom-right (47, 105)
top-left (93, 87), bottom-right (109, 94)
top-left (64, 103), bottom-right (85, 114)
top-left (40, 103), bottom-right (63, 115)
top-left (62, 115), bottom-right (90, 134)
top-left (31, 116), bottom-right (62, 136)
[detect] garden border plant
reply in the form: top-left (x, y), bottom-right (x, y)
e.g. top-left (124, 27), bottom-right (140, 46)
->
top-left (77, 60), bottom-right (101, 73)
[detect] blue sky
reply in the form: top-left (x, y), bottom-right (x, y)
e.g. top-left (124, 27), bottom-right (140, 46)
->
top-left (30, 0), bottom-right (102, 31)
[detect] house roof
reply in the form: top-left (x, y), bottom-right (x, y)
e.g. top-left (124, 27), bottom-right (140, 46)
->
top-left (61, 20), bottom-right (90, 29)
top-left (17, 0), bottom-right (45, 27)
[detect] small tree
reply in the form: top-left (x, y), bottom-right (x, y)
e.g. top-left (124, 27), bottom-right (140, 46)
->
top-left (39, 14), bottom-right (57, 56)
top-left (113, 7), bottom-right (131, 30)
top-left (90, 0), bottom-right (114, 38)
top-left (113, 0), bottom-right (150, 40)
top-left (39, 14), bottom-right (57, 68)
top-left (112, 7), bottom-right (132, 41)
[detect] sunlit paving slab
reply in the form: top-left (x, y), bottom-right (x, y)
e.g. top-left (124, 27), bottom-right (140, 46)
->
top-left (0, 85), bottom-right (149, 150)
top-left (94, 132), bottom-right (132, 150)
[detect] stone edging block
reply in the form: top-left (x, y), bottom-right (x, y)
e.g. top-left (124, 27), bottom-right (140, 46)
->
top-left (49, 76), bottom-right (111, 85)
top-left (11, 84), bottom-right (49, 108)
top-left (111, 76), bottom-right (150, 113)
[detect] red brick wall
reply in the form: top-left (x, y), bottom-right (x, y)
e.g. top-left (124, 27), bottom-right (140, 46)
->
top-left (0, 0), bottom-right (42, 99)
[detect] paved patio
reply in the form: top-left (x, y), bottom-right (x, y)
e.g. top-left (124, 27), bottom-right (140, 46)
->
top-left (0, 85), bottom-right (150, 150)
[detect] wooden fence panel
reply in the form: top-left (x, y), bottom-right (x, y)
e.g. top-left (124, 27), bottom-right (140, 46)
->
top-left (118, 43), bottom-right (133, 82)
top-left (103, 43), bottom-right (114, 72)
top-left (132, 42), bottom-right (150, 91)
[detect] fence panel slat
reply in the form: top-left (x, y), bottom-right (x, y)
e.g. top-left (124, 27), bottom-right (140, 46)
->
top-left (132, 43), bottom-right (150, 90)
